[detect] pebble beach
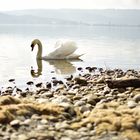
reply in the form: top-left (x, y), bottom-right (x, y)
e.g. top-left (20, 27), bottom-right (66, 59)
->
top-left (0, 67), bottom-right (140, 140)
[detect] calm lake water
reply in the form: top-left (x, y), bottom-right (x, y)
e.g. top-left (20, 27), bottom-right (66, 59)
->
top-left (0, 24), bottom-right (140, 88)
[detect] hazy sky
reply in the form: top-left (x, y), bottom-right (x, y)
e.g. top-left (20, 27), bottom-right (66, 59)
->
top-left (0, 0), bottom-right (140, 11)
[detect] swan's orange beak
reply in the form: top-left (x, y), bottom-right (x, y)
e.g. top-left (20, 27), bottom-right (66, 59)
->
top-left (31, 44), bottom-right (34, 51)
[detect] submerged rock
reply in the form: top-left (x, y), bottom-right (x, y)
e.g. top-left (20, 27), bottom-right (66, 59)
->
top-left (9, 79), bottom-right (15, 82)
top-left (26, 81), bottom-right (34, 85)
top-left (74, 77), bottom-right (88, 86)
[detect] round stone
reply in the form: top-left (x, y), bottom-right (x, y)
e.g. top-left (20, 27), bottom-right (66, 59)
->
top-left (133, 94), bottom-right (140, 103)
top-left (74, 100), bottom-right (85, 106)
top-left (127, 100), bottom-right (137, 108)
top-left (10, 120), bottom-right (20, 126)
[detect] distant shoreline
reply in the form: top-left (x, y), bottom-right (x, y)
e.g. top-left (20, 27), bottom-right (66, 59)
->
top-left (0, 23), bottom-right (140, 27)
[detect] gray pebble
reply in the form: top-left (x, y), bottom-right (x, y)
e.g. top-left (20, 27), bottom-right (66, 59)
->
top-left (133, 94), bottom-right (140, 103)
top-left (42, 91), bottom-right (53, 98)
top-left (40, 119), bottom-right (48, 124)
top-left (10, 119), bottom-right (20, 126)
top-left (36, 125), bottom-right (47, 130)
top-left (52, 96), bottom-right (70, 104)
top-left (74, 77), bottom-right (88, 86)
top-left (21, 119), bottom-right (31, 125)
top-left (36, 98), bottom-right (49, 103)
top-left (55, 122), bottom-right (69, 130)
top-left (127, 100), bottom-right (137, 108)
top-left (61, 137), bottom-right (72, 140)
top-left (74, 100), bottom-right (86, 106)
top-left (80, 106), bottom-right (90, 113)
top-left (18, 134), bottom-right (28, 140)
top-left (67, 90), bottom-right (77, 95)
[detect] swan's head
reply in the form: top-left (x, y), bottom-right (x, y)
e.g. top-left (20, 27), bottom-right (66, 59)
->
top-left (30, 39), bottom-right (41, 51)
top-left (31, 44), bottom-right (34, 51)
top-left (30, 40), bottom-right (36, 51)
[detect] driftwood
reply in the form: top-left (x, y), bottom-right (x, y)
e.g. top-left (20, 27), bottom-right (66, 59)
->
top-left (106, 78), bottom-right (140, 89)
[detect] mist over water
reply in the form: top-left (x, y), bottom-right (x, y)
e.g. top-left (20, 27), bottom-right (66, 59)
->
top-left (0, 24), bottom-right (140, 88)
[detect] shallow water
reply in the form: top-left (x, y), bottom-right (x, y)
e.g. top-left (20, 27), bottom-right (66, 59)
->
top-left (0, 24), bottom-right (140, 88)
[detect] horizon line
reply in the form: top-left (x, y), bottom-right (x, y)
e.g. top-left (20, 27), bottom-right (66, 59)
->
top-left (1, 8), bottom-right (140, 12)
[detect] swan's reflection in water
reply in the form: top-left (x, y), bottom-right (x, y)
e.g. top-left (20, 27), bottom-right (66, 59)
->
top-left (31, 59), bottom-right (82, 78)
top-left (31, 59), bottom-right (42, 78)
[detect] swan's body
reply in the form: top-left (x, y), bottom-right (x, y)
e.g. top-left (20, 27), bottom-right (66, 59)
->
top-left (31, 39), bottom-right (83, 60)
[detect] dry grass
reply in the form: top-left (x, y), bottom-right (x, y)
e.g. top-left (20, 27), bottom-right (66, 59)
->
top-left (71, 101), bottom-right (140, 139)
top-left (0, 96), bottom-right (64, 123)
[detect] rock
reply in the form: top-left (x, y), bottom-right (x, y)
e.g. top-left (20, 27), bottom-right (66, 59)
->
top-left (46, 82), bottom-right (52, 88)
top-left (16, 88), bottom-right (22, 92)
top-left (41, 91), bottom-right (53, 98)
top-left (64, 130), bottom-right (78, 137)
top-left (74, 100), bottom-right (85, 106)
top-left (18, 134), bottom-right (28, 140)
top-left (21, 119), bottom-right (31, 126)
top-left (65, 75), bottom-right (73, 81)
top-left (96, 76), bottom-right (105, 83)
top-left (77, 67), bottom-right (83, 71)
top-left (40, 119), bottom-right (48, 124)
top-left (127, 100), bottom-right (137, 108)
top-left (52, 96), bottom-right (70, 104)
top-left (9, 79), bottom-right (15, 82)
top-left (52, 79), bottom-right (63, 86)
top-left (136, 119), bottom-right (140, 131)
top-left (74, 77), bottom-right (88, 86)
top-left (67, 90), bottom-right (77, 95)
top-left (10, 119), bottom-right (20, 127)
top-left (55, 85), bottom-right (65, 91)
top-left (11, 133), bottom-right (18, 140)
top-left (36, 98), bottom-right (49, 103)
top-left (72, 85), bottom-right (80, 89)
top-left (31, 114), bottom-right (42, 120)
top-left (103, 86), bottom-right (111, 94)
top-left (26, 81), bottom-right (34, 85)
top-left (87, 95), bottom-right (100, 106)
top-left (80, 105), bottom-right (90, 113)
top-left (55, 122), bottom-right (69, 130)
top-left (122, 122), bottom-right (135, 130)
top-left (83, 111), bottom-right (90, 117)
top-left (117, 93), bottom-right (126, 98)
top-left (36, 82), bottom-right (42, 87)
top-left (118, 88), bottom-right (126, 93)
top-left (37, 125), bottom-right (46, 130)
top-left (73, 95), bottom-right (82, 100)
top-left (20, 92), bottom-right (27, 97)
top-left (133, 94), bottom-right (140, 103)
top-left (98, 68), bottom-right (103, 72)
top-left (61, 137), bottom-right (72, 140)
top-left (85, 67), bottom-right (97, 72)
top-left (2, 135), bottom-right (11, 140)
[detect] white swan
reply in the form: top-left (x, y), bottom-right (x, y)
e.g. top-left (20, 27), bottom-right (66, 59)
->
top-left (31, 39), bottom-right (83, 60)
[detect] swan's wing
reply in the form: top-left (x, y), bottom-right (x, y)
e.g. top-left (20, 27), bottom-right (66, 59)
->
top-left (48, 41), bottom-right (78, 58)
top-left (54, 41), bottom-right (63, 48)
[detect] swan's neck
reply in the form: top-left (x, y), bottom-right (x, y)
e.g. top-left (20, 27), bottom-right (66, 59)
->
top-left (31, 59), bottom-right (42, 78)
top-left (36, 41), bottom-right (42, 59)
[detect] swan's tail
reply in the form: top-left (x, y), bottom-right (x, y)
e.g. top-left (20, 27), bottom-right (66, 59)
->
top-left (66, 53), bottom-right (84, 59)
